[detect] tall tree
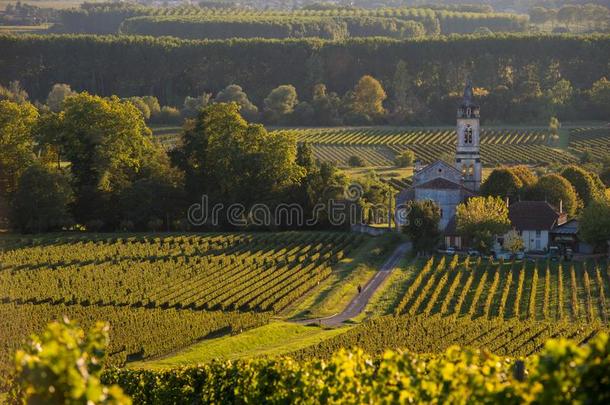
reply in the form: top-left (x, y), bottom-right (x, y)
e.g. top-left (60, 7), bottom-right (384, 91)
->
top-left (456, 196), bottom-right (511, 252)
top-left (529, 173), bottom-right (579, 216)
top-left (402, 199), bottom-right (441, 254)
top-left (215, 84), bottom-right (259, 121)
top-left (580, 197), bottom-right (610, 252)
top-left (46, 83), bottom-right (75, 113)
top-left (0, 100), bottom-right (38, 197)
top-left (11, 163), bottom-right (73, 233)
top-left (52, 93), bottom-right (159, 226)
top-left (176, 102), bottom-right (304, 216)
top-left (263, 85), bottom-right (298, 124)
top-left (561, 165), bottom-right (603, 207)
top-left (352, 75), bottom-right (387, 117)
top-left (480, 167), bottom-right (524, 200)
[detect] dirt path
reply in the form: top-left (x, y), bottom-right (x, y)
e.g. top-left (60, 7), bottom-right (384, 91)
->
top-left (295, 242), bottom-right (410, 327)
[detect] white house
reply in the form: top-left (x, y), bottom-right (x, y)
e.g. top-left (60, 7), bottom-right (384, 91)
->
top-left (500, 201), bottom-right (568, 252)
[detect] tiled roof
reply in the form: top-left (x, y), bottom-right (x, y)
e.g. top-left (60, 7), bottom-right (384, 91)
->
top-left (509, 201), bottom-right (566, 231)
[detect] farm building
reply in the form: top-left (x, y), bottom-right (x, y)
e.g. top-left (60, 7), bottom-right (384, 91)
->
top-left (502, 201), bottom-right (567, 252)
top-left (395, 81), bottom-right (482, 248)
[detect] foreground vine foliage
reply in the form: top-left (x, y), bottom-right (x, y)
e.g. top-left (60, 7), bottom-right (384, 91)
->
top-left (102, 333), bottom-right (610, 404)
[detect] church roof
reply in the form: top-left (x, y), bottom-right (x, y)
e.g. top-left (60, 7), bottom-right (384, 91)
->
top-left (509, 201), bottom-right (567, 231)
top-left (414, 160), bottom-right (462, 181)
top-left (417, 178), bottom-right (462, 189)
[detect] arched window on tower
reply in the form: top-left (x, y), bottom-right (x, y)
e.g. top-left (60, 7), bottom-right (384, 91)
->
top-left (464, 125), bottom-right (473, 144)
top-left (469, 164), bottom-right (474, 176)
top-left (466, 107), bottom-right (471, 117)
top-left (462, 164), bottom-right (467, 176)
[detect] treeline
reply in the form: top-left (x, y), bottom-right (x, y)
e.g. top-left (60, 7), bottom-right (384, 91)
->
top-left (1, 34), bottom-right (609, 124)
top-left (119, 16), bottom-right (426, 40)
top-left (0, 90), bottom-right (395, 233)
top-left (52, 2), bottom-right (528, 36)
top-left (529, 3), bottom-right (610, 32)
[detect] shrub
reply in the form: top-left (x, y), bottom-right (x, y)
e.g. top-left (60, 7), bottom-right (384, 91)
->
top-left (347, 155), bottom-right (366, 167)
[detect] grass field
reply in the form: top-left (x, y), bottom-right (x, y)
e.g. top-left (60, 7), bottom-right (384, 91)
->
top-left (131, 322), bottom-right (349, 370)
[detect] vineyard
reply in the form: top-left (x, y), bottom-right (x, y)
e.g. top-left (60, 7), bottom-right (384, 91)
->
top-left (392, 256), bottom-right (610, 322)
top-left (271, 127), bottom-right (577, 166)
top-left (569, 127), bottom-right (610, 161)
top-left (290, 315), bottom-right (607, 360)
top-left (153, 126), bottom-right (579, 167)
top-left (102, 332), bottom-right (610, 404)
top-left (288, 255), bottom-right (610, 360)
top-left (0, 232), bottom-right (367, 381)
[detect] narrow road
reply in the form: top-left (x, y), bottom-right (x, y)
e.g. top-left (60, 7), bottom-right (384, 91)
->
top-left (296, 242), bottom-right (410, 327)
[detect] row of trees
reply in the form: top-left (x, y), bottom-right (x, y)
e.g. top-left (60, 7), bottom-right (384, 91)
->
top-left (119, 16), bottom-right (427, 40)
top-left (529, 3), bottom-right (610, 31)
top-left (6, 71), bottom-right (610, 128)
top-left (0, 90), bottom-right (394, 233)
top-left (1, 34), bottom-right (608, 124)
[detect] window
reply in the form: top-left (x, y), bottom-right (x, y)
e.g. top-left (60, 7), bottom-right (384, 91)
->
top-left (464, 125), bottom-right (473, 144)
top-left (536, 230), bottom-right (541, 237)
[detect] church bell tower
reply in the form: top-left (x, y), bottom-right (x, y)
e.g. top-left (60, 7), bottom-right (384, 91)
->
top-left (455, 80), bottom-right (482, 192)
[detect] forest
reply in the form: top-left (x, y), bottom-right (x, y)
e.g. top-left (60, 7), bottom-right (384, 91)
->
top-left (0, 33), bottom-right (609, 124)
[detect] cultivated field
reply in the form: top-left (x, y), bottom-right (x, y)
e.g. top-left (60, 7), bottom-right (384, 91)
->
top-left (153, 126), bottom-right (588, 167)
top-left (0, 232), bottom-right (367, 380)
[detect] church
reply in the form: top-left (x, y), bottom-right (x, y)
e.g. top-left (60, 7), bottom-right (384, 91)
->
top-left (396, 81), bottom-right (482, 249)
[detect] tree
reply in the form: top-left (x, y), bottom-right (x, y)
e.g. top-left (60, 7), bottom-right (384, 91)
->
top-left (402, 199), bottom-right (441, 254)
top-left (456, 196), bottom-right (511, 253)
top-left (580, 198), bottom-right (610, 252)
top-left (529, 7), bottom-right (550, 25)
top-left (312, 83), bottom-right (342, 125)
top-left (0, 80), bottom-right (28, 104)
top-left (600, 166), bottom-right (610, 188)
top-left (510, 165), bottom-right (537, 188)
top-left (215, 84), bottom-right (259, 121)
top-left (548, 116), bottom-right (561, 145)
top-left (9, 319), bottom-right (131, 404)
top-left (46, 83), bottom-right (75, 113)
top-left (589, 77), bottom-right (610, 119)
top-left (529, 173), bottom-right (579, 216)
top-left (54, 93), bottom-right (159, 225)
top-left (125, 96), bottom-right (151, 121)
top-left (348, 155), bottom-right (366, 167)
top-left (182, 93), bottom-right (212, 119)
top-left (11, 163), bottom-right (73, 233)
top-left (561, 165), bottom-right (603, 207)
top-left (395, 149), bottom-right (415, 167)
top-left (504, 229), bottom-right (524, 254)
top-left (0, 100), bottom-right (38, 197)
top-left (352, 75), bottom-right (387, 117)
top-left (480, 167), bottom-right (523, 200)
top-left (264, 85), bottom-right (298, 124)
top-left (546, 80), bottom-right (573, 107)
top-left (392, 60), bottom-right (410, 113)
top-left (176, 103), bottom-right (304, 214)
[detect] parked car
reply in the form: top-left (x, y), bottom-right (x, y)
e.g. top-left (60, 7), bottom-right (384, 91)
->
top-left (467, 249), bottom-right (480, 257)
top-left (494, 251), bottom-right (512, 260)
top-left (512, 251), bottom-right (525, 260)
top-left (446, 247), bottom-right (456, 255)
top-left (548, 246), bottom-right (560, 261)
